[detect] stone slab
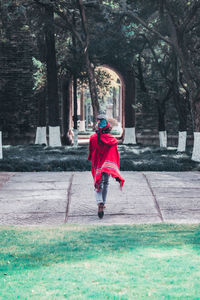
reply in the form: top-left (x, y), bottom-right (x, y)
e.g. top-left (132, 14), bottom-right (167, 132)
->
top-left (67, 214), bottom-right (161, 225)
top-left (161, 209), bottom-right (200, 224)
top-left (69, 172), bottom-right (160, 223)
top-left (10, 172), bottom-right (71, 182)
top-left (0, 212), bottom-right (65, 225)
top-left (0, 172), bottom-right (15, 189)
top-left (0, 189), bottom-right (67, 201)
top-left (0, 171), bottom-right (200, 225)
top-left (0, 197), bottom-right (67, 213)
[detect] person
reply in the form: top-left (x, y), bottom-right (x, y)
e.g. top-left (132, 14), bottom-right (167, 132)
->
top-left (88, 114), bottom-right (125, 219)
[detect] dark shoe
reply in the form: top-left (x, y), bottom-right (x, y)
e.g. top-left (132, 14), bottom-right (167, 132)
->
top-left (98, 203), bottom-right (104, 219)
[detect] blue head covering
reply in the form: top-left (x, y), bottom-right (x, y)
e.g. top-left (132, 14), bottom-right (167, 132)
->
top-left (98, 119), bottom-right (107, 128)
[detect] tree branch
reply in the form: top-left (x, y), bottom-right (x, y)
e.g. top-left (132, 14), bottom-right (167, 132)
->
top-left (120, 10), bottom-right (172, 46)
top-left (33, 0), bottom-right (84, 47)
top-left (76, 0), bottom-right (89, 53)
top-left (180, 2), bottom-right (200, 34)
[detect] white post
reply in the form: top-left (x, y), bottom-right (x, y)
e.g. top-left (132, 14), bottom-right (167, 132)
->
top-left (159, 131), bottom-right (167, 148)
top-left (192, 132), bottom-right (200, 162)
top-left (73, 129), bottom-right (78, 147)
top-left (123, 127), bottom-right (136, 144)
top-left (49, 126), bottom-right (62, 147)
top-left (35, 127), bottom-right (47, 145)
top-left (177, 131), bottom-right (187, 152)
top-left (0, 131), bottom-right (2, 159)
top-left (79, 120), bottom-right (85, 132)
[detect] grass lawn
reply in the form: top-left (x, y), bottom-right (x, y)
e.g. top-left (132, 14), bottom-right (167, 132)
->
top-left (0, 144), bottom-right (199, 172)
top-left (0, 225), bottom-right (200, 299)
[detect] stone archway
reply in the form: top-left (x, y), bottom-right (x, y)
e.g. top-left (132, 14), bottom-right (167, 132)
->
top-left (100, 64), bottom-right (137, 144)
top-left (66, 64), bottom-right (136, 144)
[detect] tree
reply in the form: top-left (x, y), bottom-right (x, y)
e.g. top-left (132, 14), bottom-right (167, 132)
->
top-left (77, 0), bottom-right (99, 125)
top-left (121, 0), bottom-right (200, 159)
top-left (36, 2), bottom-right (61, 146)
top-left (0, 0), bottom-right (35, 148)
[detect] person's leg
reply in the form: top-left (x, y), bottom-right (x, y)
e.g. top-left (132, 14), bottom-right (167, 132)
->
top-left (95, 173), bottom-right (109, 219)
top-left (95, 181), bottom-right (103, 205)
top-left (96, 185), bottom-right (104, 219)
top-left (101, 172), bottom-right (110, 204)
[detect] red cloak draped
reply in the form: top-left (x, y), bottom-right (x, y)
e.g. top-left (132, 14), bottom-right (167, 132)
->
top-left (88, 129), bottom-right (125, 190)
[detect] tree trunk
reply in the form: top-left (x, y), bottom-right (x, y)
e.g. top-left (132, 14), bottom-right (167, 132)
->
top-left (44, 6), bottom-right (61, 146)
top-left (192, 96), bottom-right (200, 132)
top-left (123, 70), bottom-right (136, 144)
top-left (85, 54), bottom-right (99, 126)
top-left (79, 87), bottom-right (85, 131)
top-left (77, 0), bottom-right (99, 127)
top-left (73, 74), bottom-right (78, 147)
top-left (61, 78), bottom-right (72, 145)
top-left (0, 131), bottom-right (2, 159)
top-left (158, 101), bottom-right (167, 148)
top-left (35, 88), bottom-right (47, 145)
top-left (137, 55), bottom-right (147, 93)
top-left (172, 87), bottom-right (188, 152)
top-left (191, 95), bottom-right (200, 162)
top-left (167, 12), bottom-right (200, 156)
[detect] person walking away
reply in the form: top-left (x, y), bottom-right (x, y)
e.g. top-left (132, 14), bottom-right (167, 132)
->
top-left (88, 115), bottom-right (125, 219)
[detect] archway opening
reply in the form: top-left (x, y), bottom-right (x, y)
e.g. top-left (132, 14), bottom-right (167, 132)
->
top-left (70, 65), bottom-right (125, 141)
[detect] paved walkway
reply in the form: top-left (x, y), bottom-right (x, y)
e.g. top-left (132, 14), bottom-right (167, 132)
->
top-left (0, 172), bottom-right (200, 225)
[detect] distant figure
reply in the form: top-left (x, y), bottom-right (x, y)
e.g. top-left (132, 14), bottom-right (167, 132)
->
top-left (61, 129), bottom-right (73, 145)
top-left (88, 114), bottom-right (125, 219)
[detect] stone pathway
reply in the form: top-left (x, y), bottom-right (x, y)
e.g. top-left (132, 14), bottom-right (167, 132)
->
top-left (0, 172), bottom-right (200, 225)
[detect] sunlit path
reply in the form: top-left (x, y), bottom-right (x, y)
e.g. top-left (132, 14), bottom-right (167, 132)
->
top-left (0, 172), bottom-right (200, 225)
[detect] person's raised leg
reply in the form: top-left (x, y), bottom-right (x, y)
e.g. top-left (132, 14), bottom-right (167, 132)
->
top-left (95, 174), bottom-right (109, 219)
top-left (95, 181), bottom-right (104, 219)
top-left (101, 172), bottom-right (110, 204)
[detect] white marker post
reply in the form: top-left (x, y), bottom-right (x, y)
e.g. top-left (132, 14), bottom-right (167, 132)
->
top-left (177, 131), bottom-right (187, 152)
top-left (73, 129), bottom-right (78, 147)
top-left (123, 127), bottom-right (136, 144)
top-left (49, 126), bottom-right (62, 147)
top-left (79, 121), bottom-right (85, 132)
top-left (159, 131), bottom-right (167, 148)
top-left (192, 132), bottom-right (200, 162)
top-left (35, 127), bottom-right (47, 145)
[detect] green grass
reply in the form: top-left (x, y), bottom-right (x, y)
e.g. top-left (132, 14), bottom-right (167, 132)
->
top-left (0, 225), bottom-right (200, 299)
top-left (0, 144), bottom-right (199, 172)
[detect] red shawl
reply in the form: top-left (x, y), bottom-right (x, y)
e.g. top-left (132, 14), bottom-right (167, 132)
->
top-left (88, 127), bottom-right (125, 191)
